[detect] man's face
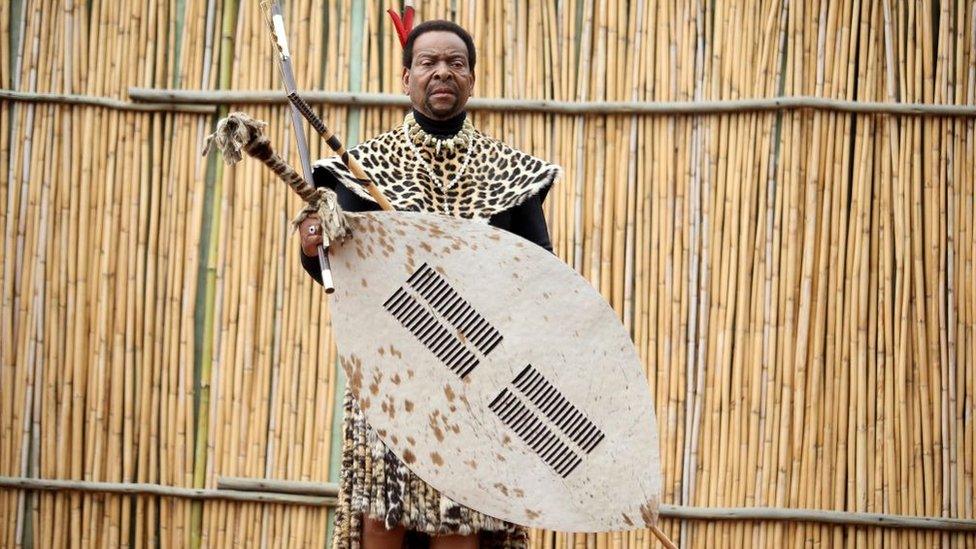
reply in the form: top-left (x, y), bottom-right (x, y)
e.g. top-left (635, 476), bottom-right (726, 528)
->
top-left (402, 31), bottom-right (475, 120)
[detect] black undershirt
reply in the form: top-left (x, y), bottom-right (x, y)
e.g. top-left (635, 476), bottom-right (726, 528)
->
top-left (411, 109), bottom-right (466, 138)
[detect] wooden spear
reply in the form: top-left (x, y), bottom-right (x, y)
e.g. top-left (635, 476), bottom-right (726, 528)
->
top-left (259, 0), bottom-right (338, 292)
top-left (262, 1), bottom-right (393, 212)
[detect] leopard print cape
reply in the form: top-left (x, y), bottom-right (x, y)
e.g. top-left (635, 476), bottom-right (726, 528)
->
top-left (313, 113), bottom-right (561, 219)
top-left (323, 114), bottom-right (559, 548)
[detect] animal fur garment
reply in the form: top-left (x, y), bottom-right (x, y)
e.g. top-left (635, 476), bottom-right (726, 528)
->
top-left (313, 113), bottom-right (561, 220)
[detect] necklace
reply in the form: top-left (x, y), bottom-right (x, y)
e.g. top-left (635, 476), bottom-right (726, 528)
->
top-left (402, 116), bottom-right (474, 194)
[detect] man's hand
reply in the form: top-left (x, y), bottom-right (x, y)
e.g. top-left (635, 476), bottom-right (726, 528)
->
top-left (299, 214), bottom-right (324, 257)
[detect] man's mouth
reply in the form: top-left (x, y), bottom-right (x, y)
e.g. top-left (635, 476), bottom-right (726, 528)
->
top-left (429, 88), bottom-right (456, 98)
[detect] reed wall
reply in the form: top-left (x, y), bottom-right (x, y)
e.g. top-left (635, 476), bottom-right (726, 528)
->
top-left (1, 0), bottom-right (974, 547)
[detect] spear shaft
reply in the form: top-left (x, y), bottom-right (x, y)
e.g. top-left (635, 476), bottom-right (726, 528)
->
top-left (285, 92), bottom-right (393, 211)
top-left (263, 0), bottom-right (335, 292)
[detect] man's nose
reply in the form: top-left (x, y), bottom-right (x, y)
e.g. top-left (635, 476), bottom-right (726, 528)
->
top-left (432, 62), bottom-right (453, 79)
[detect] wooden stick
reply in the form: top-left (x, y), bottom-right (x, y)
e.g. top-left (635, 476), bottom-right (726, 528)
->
top-left (0, 477), bottom-right (336, 507)
top-left (127, 87), bottom-right (976, 116)
top-left (6, 476), bottom-right (975, 532)
top-left (285, 92), bottom-right (393, 211)
top-left (216, 477), bottom-right (338, 497)
top-left (649, 524), bottom-right (678, 549)
top-left (657, 504), bottom-right (976, 532)
top-left (0, 89), bottom-right (216, 113)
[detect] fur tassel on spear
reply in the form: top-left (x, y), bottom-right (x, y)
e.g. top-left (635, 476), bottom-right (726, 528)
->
top-left (201, 112), bottom-right (350, 245)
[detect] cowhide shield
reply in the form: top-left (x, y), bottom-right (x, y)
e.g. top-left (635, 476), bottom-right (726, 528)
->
top-left (328, 211), bottom-right (661, 532)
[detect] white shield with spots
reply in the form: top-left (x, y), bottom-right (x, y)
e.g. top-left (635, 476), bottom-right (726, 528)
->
top-left (328, 211), bottom-right (661, 532)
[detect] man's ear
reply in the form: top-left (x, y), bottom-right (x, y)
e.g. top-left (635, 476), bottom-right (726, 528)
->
top-left (402, 67), bottom-right (410, 93)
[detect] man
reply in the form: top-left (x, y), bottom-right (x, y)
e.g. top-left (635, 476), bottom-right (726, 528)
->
top-left (299, 20), bottom-right (560, 549)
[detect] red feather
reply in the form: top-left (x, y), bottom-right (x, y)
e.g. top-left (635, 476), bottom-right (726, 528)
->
top-left (387, 9), bottom-right (408, 48)
top-left (387, 5), bottom-right (416, 49)
top-left (403, 6), bottom-right (415, 36)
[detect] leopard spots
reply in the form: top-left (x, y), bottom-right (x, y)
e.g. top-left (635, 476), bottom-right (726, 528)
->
top-left (313, 123), bottom-right (561, 219)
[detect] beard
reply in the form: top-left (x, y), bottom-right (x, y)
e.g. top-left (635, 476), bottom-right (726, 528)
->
top-left (422, 79), bottom-right (465, 119)
top-left (423, 94), bottom-right (461, 119)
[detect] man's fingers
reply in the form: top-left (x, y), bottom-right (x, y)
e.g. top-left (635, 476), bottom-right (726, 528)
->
top-left (303, 233), bottom-right (324, 245)
top-left (298, 214), bottom-right (328, 256)
top-left (302, 235), bottom-right (324, 257)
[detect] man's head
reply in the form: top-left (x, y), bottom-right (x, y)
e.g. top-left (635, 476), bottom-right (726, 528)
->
top-left (401, 20), bottom-right (476, 120)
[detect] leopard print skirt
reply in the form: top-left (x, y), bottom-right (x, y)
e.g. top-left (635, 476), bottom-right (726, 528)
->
top-left (331, 386), bottom-right (527, 548)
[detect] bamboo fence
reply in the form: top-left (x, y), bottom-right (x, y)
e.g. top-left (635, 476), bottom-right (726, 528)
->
top-left (1, 0), bottom-right (974, 547)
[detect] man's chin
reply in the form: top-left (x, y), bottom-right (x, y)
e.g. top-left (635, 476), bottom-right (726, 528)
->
top-left (424, 102), bottom-right (462, 120)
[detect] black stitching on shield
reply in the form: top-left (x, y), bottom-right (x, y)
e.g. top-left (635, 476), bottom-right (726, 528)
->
top-left (384, 263), bottom-right (499, 379)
